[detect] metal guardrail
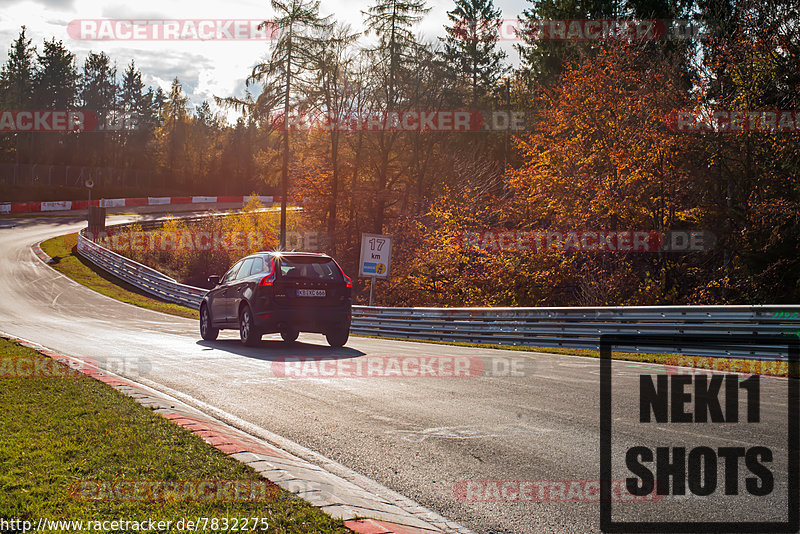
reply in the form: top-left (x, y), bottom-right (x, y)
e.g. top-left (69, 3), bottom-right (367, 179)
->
top-left (350, 306), bottom-right (800, 359)
top-left (75, 216), bottom-right (800, 360)
top-left (75, 209), bottom-right (295, 309)
top-left (77, 228), bottom-right (207, 309)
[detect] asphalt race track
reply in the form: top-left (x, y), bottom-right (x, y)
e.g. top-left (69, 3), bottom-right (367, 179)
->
top-left (1, 215), bottom-right (794, 533)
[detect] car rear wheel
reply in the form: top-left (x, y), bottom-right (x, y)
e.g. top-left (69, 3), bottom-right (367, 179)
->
top-left (280, 328), bottom-right (299, 342)
top-left (200, 304), bottom-right (218, 341)
top-left (325, 327), bottom-right (349, 348)
top-left (239, 305), bottom-right (260, 346)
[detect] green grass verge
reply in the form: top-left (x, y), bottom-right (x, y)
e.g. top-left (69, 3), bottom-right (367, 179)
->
top-left (40, 233), bottom-right (199, 320)
top-left (0, 337), bottom-right (348, 533)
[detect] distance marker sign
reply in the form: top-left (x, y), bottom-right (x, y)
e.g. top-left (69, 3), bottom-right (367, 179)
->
top-left (359, 233), bottom-right (392, 278)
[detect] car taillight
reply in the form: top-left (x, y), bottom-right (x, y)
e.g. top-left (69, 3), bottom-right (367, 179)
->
top-left (333, 260), bottom-right (352, 288)
top-left (260, 258), bottom-right (275, 287)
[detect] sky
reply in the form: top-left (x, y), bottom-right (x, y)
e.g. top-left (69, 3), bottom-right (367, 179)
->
top-left (0, 0), bottom-right (528, 123)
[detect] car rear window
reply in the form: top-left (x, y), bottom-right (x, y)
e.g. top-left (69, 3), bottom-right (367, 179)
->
top-left (236, 258), bottom-right (258, 279)
top-left (244, 257), bottom-right (264, 277)
top-left (222, 260), bottom-right (244, 284)
top-left (278, 256), bottom-right (342, 282)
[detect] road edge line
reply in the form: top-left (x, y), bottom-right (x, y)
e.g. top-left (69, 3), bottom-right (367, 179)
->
top-left (0, 331), bottom-right (474, 534)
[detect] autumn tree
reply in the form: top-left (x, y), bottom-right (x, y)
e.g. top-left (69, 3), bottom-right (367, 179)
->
top-left (505, 41), bottom-right (702, 304)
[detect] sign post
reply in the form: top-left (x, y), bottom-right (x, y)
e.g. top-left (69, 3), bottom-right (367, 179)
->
top-left (85, 178), bottom-right (106, 236)
top-left (359, 233), bottom-right (392, 306)
top-left (85, 178), bottom-right (93, 206)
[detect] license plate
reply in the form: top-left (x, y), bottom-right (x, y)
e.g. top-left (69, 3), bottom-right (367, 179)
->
top-left (297, 289), bottom-right (326, 297)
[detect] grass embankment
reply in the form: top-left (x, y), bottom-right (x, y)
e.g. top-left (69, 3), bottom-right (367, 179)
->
top-left (40, 233), bottom-right (198, 320)
top-left (40, 233), bottom-right (791, 378)
top-left (0, 337), bottom-right (349, 532)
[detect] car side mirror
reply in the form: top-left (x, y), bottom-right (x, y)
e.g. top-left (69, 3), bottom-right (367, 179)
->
top-left (208, 275), bottom-right (220, 286)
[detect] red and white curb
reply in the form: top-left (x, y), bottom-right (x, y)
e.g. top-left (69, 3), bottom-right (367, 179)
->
top-left (23, 234), bottom-right (471, 533)
top-left (1, 195), bottom-right (281, 214)
top-left (0, 332), bottom-right (470, 534)
top-left (32, 242), bottom-right (53, 264)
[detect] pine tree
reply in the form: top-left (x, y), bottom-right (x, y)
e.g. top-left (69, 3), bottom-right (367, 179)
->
top-left (0, 26), bottom-right (35, 109)
top-left (195, 101), bottom-right (216, 128)
top-left (441, 0), bottom-right (507, 106)
top-left (32, 38), bottom-right (78, 109)
top-left (80, 51), bottom-right (117, 128)
top-left (221, 0), bottom-right (332, 247)
top-left (160, 77), bottom-right (189, 185)
top-left (363, 0), bottom-right (430, 107)
top-left (28, 38), bottom-right (78, 164)
top-left (516, 0), bottom-right (623, 87)
top-left (119, 60), bottom-right (146, 130)
top-left (151, 86), bottom-right (166, 127)
top-left (0, 27), bottom-right (35, 163)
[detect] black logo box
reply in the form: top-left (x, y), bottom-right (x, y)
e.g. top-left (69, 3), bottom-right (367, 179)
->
top-left (600, 334), bottom-right (799, 533)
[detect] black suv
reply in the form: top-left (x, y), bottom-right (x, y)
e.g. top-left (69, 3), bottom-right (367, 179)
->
top-left (200, 252), bottom-right (352, 347)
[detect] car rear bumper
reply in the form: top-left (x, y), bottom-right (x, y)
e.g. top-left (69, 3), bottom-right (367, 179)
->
top-left (253, 303), bottom-right (351, 334)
